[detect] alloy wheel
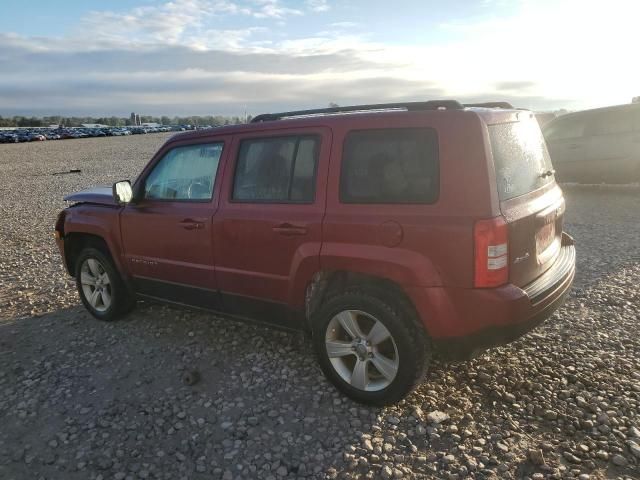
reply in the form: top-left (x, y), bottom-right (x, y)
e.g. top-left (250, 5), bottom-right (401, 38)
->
top-left (80, 258), bottom-right (112, 312)
top-left (325, 310), bottom-right (399, 391)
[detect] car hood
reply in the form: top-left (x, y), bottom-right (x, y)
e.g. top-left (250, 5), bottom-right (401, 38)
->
top-left (64, 186), bottom-right (116, 206)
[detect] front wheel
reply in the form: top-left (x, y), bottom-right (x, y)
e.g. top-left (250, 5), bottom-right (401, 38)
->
top-left (75, 247), bottom-right (134, 321)
top-left (311, 289), bottom-right (431, 406)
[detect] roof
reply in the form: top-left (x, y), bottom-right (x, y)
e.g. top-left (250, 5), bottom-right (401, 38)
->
top-left (168, 101), bottom-right (522, 142)
top-left (557, 102), bottom-right (640, 120)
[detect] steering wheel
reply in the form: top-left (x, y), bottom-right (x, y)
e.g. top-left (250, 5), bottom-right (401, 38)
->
top-left (187, 181), bottom-right (209, 199)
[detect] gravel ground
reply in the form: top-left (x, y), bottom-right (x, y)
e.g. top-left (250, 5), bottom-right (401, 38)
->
top-left (0, 136), bottom-right (639, 480)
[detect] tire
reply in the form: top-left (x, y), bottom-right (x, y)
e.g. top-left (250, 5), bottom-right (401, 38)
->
top-left (311, 288), bottom-right (431, 406)
top-left (74, 247), bottom-right (135, 321)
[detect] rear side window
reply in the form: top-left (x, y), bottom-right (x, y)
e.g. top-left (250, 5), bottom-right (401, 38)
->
top-left (340, 128), bottom-right (439, 204)
top-left (589, 109), bottom-right (635, 136)
top-left (489, 118), bottom-right (554, 201)
top-left (232, 135), bottom-right (319, 202)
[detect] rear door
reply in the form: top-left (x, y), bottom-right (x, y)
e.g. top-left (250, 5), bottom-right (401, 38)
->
top-left (212, 127), bottom-right (331, 327)
top-left (489, 114), bottom-right (565, 287)
top-left (584, 107), bottom-right (640, 183)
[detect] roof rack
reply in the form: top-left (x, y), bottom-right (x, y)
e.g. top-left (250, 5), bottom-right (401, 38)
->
top-left (464, 102), bottom-right (515, 109)
top-left (250, 100), bottom-right (464, 123)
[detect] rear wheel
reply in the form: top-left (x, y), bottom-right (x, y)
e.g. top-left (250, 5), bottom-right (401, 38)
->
top-left (312, 288), bottom-right (431, 405)
top-left (74, 247), bottom-right (134, 321)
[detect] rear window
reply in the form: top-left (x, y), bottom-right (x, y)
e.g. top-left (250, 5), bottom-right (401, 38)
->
top-left (340, 128), bottom-right (439, 204)
top-left (489, 118), bottom-right (554, 201)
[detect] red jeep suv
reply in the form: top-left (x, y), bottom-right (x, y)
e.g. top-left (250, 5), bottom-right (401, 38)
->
top-left (55, 100), bottom-right (575, 405)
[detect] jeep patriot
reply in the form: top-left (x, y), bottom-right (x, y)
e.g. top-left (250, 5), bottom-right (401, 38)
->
top-left (55, 100), bottom-right (576, 405)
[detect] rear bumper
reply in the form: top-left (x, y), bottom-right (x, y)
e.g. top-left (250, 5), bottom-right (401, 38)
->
top-left (407, 233), bottom-right (575, 360)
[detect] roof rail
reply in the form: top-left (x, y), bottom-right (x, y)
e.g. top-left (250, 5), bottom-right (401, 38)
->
top-left (250, 100), bottom-right (464, 123)
top-left (464, 102), bottom-right (515, 109)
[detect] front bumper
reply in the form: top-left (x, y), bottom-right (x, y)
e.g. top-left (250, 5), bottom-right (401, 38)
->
top-left (408, 233), bottom-right (576, 360)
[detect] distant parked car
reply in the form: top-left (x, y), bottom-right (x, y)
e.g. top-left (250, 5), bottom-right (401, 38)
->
top-left (0, 133), bottom-right (19, 143)
top-left (542, 103), bottom-right (640, 183)
top-left (535, 112), bottom-right (556, 127)
top-left (16, 132), bottom-right (32, 142)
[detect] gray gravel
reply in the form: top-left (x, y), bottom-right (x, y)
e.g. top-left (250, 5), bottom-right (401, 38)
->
top-left (0, 136), bottom-right (639, 480)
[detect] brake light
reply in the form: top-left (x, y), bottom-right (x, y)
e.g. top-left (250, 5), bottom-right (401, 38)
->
top-left (474, 216), bottom-right (509, 288)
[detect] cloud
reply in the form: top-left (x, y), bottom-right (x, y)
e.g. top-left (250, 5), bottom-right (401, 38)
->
top-left (75, 0), bottom-right (304, 46)
top-left (306, 0), bottom-right (330, 12)
top-left (78, 0), bottom-right (243, 45)
top-left (1, 0), bottom-right (638, 116)
top-left (329, 21), bottom-right (359, 28)
top-left (250, 0), bottom-right (303, 19)
top-left (0, 34), bottom-right (400, 115)
top-left (495, 81), bottom-right (537, 92)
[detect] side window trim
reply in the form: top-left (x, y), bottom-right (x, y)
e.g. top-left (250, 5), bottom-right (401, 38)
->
top-left (286, 138), bottom-right (302, 200)
top-left (230, 134), bottom-right (321, 204)
top-left (142, 141), bottom-right (224, 203)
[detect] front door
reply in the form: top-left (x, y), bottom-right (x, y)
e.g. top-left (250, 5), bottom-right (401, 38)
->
top-left (544, 114), bottom-right (588, 182)
top-left (213, 128), bottom-right (331, 327)
top-left (120, 139), bottom-right (228, 308)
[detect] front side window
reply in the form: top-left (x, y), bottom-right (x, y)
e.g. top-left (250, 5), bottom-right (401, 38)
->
top-left (232, 135), bottom-right (319, 202)
top-left (340, 128), bottom-right (439, 204)
top-left (144, 143), bottom-right (223, 201)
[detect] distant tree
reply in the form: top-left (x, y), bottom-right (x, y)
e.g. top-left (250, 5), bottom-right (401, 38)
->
top-left (329, 102), bottom-right (339, 108)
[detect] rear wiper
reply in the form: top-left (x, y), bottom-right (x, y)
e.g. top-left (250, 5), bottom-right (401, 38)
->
top-left (539, 169), bottom-right (555, 178)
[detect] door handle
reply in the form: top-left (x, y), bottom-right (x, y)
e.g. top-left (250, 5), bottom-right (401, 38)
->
top-left (179, 218), bottom-right (205, 230)
top-left (567, 143), bottom-right (580, 149)
top-left (272, 223), bottom-right (307, 236)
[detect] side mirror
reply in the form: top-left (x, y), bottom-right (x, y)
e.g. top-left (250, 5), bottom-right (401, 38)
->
top-left (113, 180), bottom-right (133, 205)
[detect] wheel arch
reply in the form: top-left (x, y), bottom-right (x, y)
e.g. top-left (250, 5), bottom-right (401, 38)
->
top-left (63, 205), bottom-right (126, 277)
top-left (304, 270), bottom-right (430, 337)
top-left (64, 233), bottom-right (112, 277)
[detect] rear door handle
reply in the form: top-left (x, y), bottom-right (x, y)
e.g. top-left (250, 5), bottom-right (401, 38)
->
top-left (272, 222), bottom-right (307, 236)
top-left (179, 218), bottom-right (205, 230)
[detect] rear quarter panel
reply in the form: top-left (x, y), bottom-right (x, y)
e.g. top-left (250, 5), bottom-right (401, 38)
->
top-left (321, 111), bottom-right (496, 288)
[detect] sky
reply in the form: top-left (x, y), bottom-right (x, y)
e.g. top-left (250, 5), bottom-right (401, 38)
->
top-left (0, 0), bottom-right (638, 117)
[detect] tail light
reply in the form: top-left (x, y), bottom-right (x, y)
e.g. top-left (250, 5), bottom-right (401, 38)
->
top-left (474, 216), bottom-right (509, 288)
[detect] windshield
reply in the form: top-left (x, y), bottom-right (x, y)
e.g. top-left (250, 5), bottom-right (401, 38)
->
top-left (489, 117), bottom-right (554, 201)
